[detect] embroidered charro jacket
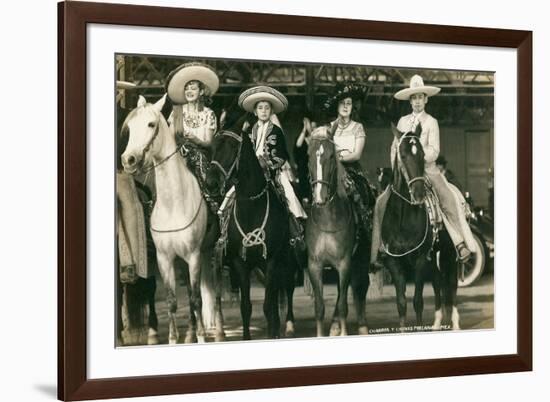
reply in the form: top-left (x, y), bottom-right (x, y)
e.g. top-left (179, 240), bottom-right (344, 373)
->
top-left (250, 120), bottom-right (289, 174)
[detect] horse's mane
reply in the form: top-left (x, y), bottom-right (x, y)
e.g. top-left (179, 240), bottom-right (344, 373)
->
top-left (335, 158), bottom-right (347, 199)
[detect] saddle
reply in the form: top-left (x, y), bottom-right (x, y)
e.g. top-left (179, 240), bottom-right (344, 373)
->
top-left (424, 184), bottom-right (444, 229)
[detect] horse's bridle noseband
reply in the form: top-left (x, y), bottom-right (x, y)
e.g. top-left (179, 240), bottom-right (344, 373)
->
top-left (309, 137), bottom-right (340, 206)
top-left (211, 130), bottom-right (270, 201)
top-left (393, 133), bottom-right (427, 205)
top-left (210, 130), bottom-right (243, 193)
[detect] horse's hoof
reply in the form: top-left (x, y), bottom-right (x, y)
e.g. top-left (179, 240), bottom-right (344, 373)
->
top-left (184, 332), bottom-right (197, 344)
top-left (168, 336), bottom-right (178, 345)
top-left (358, 326), bottom-right (369, 335)
top-left (285, 321), bottom-right (295, 338)
top-left (197, 335), bottom-right (206, 344)
top-left (329, 323), bottom-right (341, 337)
top-left (147, 328), bottom-right (159, 345)
top-left (215, 332), bottom-right (226, 342)
top-left (243, 335), bottom-right (251, 341)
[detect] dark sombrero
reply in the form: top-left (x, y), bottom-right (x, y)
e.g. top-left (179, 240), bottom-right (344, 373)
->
top-left (323, 83), bottom-right (366, 113)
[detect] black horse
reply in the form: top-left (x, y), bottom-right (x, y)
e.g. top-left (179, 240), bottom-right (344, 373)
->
top-left (205, 113), bottom-right (295, 340)
top-left (381, 123), bottom-right (460, 331)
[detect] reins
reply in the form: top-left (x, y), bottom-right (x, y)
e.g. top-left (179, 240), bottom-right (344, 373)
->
top-left (150, 199), bottom-right (204, 233)
top-left (384, 133), bottom-right (431, 257)
top-left (391, 133), bottom-right (428, 205)
top-left (309, 136), bottom-right (353, 233)
top-left (212, 130), bottom-right (272, 260)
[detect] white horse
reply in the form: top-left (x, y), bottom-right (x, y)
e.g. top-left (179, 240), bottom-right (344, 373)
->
top-left (121, 95), bottom-right (225, 344)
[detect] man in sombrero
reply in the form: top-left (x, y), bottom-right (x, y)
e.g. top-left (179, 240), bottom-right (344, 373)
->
top-left (370, 74), bottom-right (477, 270)
top-left (238, 85), bottom-right (307, 244)
top-left (165, 62), bottom-right (220, 213)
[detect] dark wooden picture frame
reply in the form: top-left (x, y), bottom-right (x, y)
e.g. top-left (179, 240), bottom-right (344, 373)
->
top-left (58, 1), bottom-right (532, 400)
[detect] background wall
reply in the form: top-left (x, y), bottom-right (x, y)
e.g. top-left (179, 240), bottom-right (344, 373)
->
top-left (0, 0), bottom-right (545, 401)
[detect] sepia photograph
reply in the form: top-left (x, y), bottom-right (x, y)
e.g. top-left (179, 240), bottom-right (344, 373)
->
top-left (115, 54), bottom-right (495, 346)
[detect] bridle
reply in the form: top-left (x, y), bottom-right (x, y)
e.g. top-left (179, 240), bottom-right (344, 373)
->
top-left (210, 130), bottom-right (269, 200)
top-left (210, 130), bottom-right (243, 193)
top-left (384, 133), bottom-right (431, 257)
top-left (212, 130), bottom-right (270, 260)
top-left (309, 137), bottom-right (339, 206)
top-left (392, 133), bottom-right (427, 205)
top-left (127, 113), bottom-right (180, 174)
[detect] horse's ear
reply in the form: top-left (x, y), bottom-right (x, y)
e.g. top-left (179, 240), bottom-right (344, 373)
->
top-left (153, 94), bottom-right (167, 113)
top-left (414, 122), bottom-right (422, 137)
top-left (391, 122), bottom-right (402, 139)
top-left (137, 95), bottom-right (147, 108)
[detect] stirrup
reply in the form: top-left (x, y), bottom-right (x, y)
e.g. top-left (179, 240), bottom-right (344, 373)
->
top-left (456, 243), bottom-right (472, 263)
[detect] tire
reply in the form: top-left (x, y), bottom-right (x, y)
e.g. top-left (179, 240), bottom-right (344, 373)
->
top-left (458, 232), bottom-right (486, 287)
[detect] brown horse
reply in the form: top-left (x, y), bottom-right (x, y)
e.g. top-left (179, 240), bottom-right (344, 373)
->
top-left (305, 125), bottom-right (371, 337)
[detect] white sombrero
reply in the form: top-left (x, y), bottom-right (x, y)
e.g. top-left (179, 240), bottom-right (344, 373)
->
top-left (165, 62), bottom-right (219, 104)
top-left (238, 86), bottom-right (288, 114)
top-left (394, 74), bottom-right (441, 100)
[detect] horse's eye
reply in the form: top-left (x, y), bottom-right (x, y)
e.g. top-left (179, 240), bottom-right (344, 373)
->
top-left (148, 122), bottom-right (155, 128)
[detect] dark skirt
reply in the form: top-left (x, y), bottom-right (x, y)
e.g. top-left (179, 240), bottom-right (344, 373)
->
top-left (178, 137), bottom-right (221, 214)
top-left (343, 161), bottom-right (375, 235)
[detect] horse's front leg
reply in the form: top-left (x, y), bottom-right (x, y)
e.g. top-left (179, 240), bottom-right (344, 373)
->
top-left (234, 257), bottom-right (252, 340)
top-left (157, 252), bottom-right (180, 344)
top-left (386, 258), bottom-right (407, 330)
top-left (307, 258), bottom-right (325, 337)
top-left (432, 253), bottom-right (443, 330)
top-left (351, 259), bottom-right (370, 335)
top-left (447, 258), bottom-right (460, 330)
top-left (146, 276), bottom-right (159, 345)
top-left (413, 256), bottom-right (429, 328)
top-left (440, 234), bottom-right (460, 330)
top-left (213, 256), bottom-right (226, 342)
top-left (187, 252), bottom-right (206, 343)
top-left (284, 253), bottom-right (296, 337)
top-left (263, 258), bottom-right (281, 339)
top-left (335, 257), bottom-right (352, 336)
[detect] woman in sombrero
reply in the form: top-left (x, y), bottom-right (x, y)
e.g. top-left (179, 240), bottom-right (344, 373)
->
top-left (369, 74), bottom-right (476, 270)
top-left (165, 62), bottom-right (220, 213)
top-left (238, 85), bottom-right (307, 242)
top-left (322, 83), bottom-right (374, 235)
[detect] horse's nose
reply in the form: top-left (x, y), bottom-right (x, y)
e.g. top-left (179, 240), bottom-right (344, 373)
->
top-left (121, 153), bottom-right (140, 174)
top-left (122, 153), bottom-right (136, 168)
